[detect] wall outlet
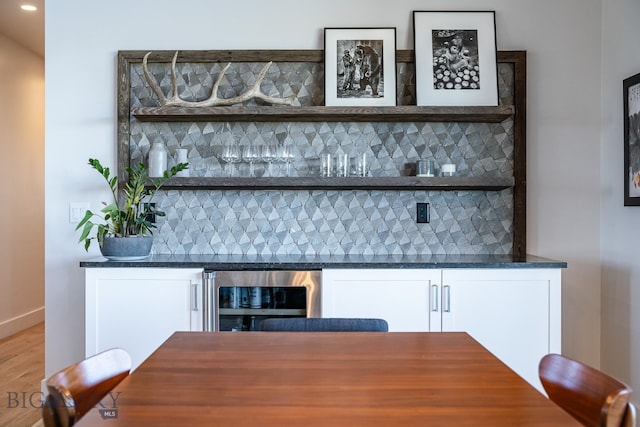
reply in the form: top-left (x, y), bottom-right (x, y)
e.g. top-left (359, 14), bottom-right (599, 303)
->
top-left (416, 202), bottom-right (430, 223)
top-left (145, 203), bottom-right (156, 224)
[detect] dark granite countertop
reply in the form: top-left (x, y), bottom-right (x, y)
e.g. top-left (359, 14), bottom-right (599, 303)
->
top-left (79, 253), bottom-right (567, 270)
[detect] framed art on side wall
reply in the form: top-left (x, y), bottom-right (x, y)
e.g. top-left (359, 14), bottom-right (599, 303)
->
top-left (624, 72), bottom-right (640, 206)
top-left (324, 27), bottom-right (397, 106)
top-left (413, 10), bottom-right (498, 107)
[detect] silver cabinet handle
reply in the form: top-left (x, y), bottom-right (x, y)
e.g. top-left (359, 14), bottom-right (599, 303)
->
top-left (431, 284), bottom-right (439, 312)
top-left (443, 285), bottom-right (451, 313)
top-left (192, 283), bottom-right (199, 311)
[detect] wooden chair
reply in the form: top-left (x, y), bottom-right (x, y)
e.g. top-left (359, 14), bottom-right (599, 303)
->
top-left (42, 348), bottom-right (131, 427)
top-left (539, 353), bottom-right (637, 427)
top-left (260, 317), bottom-right (388, 332)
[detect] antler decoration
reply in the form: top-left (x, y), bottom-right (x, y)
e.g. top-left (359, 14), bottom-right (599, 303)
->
top-left (142, 51), bottom-right (295, 107)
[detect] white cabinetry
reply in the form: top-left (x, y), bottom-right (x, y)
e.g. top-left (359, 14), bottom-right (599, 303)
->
top-left (322, 268), bottom-right (561, 392)
top-left (322, 269), bottom-right (438, 331)
top-left (85, 268), bottom-right (203, 370)
top-left (437, 269), bottom-right (561, 392)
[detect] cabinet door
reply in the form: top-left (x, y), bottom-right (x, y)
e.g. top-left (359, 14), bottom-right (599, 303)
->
top-left (322, 269), bottom-right (438, 331)
top-left (440, 268), bottom-right (561, 392)
top-left (85, 268), bottom-right (203, 370)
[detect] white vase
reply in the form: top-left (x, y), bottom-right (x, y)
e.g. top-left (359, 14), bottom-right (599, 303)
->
top-left (148, 142), bottom-right (167, 177)
top-left (175, 148), bottom-right (189, 177)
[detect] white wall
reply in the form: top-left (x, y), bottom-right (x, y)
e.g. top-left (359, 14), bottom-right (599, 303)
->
top-left (601, 0), bottom-right (640, 391)
top-left (0, 34), bottom-right (44, 338)
top-left (45, 0), bottom-right (603, 376)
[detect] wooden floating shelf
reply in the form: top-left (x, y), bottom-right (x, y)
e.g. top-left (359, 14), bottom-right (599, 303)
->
top-left (131, 105), bottom-right (514, 123)
top-left (153, 176), bottom-right (514, 191)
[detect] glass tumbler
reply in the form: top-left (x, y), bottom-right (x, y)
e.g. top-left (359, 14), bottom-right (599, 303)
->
top-left (321, 154), bottom-right (333, 177)
top-left (350, 153), bottom-right (368, 177)
top-left (334, 154), bottom-right (349, 177)
top-left (417, 159), bottom-right (437, 177)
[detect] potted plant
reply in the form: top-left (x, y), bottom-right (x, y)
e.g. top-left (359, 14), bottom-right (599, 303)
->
top-left (76, 158), bottom-right (188, 260)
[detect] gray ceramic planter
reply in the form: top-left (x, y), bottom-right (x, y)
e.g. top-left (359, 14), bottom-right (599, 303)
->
top-left (100, 236), bottom-right (153, 260)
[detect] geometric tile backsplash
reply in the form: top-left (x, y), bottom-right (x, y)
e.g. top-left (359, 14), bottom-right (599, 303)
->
top-left (128, 60), bottom-right (515, 256)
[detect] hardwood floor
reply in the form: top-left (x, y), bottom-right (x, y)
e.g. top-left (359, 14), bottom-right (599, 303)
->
top-left (0, 322), bottom-right (44, 427)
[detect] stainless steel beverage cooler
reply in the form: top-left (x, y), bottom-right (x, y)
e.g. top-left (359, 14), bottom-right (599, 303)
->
top-left (202, 270), bottom-right (322, 331)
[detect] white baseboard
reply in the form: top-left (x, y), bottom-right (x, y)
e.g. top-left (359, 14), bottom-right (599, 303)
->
top-left (0, 307), bottom-right (44, 340)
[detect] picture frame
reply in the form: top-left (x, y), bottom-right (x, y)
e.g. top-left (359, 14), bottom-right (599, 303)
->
top-left (324, 27), bottom-right (397, 106)
top-left (413, 10), bottom-right (498, 107)
top-left (623, 72), bottom-right (640, 206)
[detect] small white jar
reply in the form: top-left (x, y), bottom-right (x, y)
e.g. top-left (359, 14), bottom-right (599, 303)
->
top-left (441, 163), bottom-right (456, 177)
top-left (175, 148), bottom-right (189, 177)
top-left (148, 142), bottom-right (168, 177)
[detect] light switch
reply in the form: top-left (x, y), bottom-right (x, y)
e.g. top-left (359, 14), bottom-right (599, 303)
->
top-left (69, 202), bottom-right (91, 224)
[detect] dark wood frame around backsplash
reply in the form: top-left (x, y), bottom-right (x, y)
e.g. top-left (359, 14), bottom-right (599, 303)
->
top-left (116, 49), bottom-right (527, 259)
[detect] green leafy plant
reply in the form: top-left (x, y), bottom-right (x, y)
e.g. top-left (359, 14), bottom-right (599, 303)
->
top-left (76, 158), bottom-right (188, 251)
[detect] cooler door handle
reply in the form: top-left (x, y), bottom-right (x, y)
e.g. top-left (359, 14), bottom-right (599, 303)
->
top-left (202, 271), bottom-right (215, 332)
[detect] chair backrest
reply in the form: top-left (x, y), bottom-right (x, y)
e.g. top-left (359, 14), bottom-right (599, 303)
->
top-left (42, 348), bottom-right (131, 427)
top-left (539, 353), bottom-right (637, 427)
top-left (260, 317), bottom-right (389, 332)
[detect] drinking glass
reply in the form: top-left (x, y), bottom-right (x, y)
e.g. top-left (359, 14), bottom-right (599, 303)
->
top-left (281, 123), bottom-right (295, 176)
top-left (321, 153), bottom-right (333, 177)
top-left (334, 153), bottom-right (349, 177)
top-left (416, 159), bottom-right (437, 177)
top-left (277, 142), bottom-right (293, 176)
top-left (350, 153), bottom-right (368, 177)
top-left (221, 141), bottom-right (240, 177)
top-left (243, 144), bottom-right (260, 177)
top-left (261, 141), bottom-right (278, 177)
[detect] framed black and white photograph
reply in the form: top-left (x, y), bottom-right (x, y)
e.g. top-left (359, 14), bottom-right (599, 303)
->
top-left (324, 27), bottom-right (396, 106)
top-left (413, 11), bottom-right (498, 107)
top-left (623, 72), bottom-right (640, 206)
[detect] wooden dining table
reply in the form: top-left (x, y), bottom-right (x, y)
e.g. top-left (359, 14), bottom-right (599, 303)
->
top-left (76, 331), bottom-right (579, 426)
